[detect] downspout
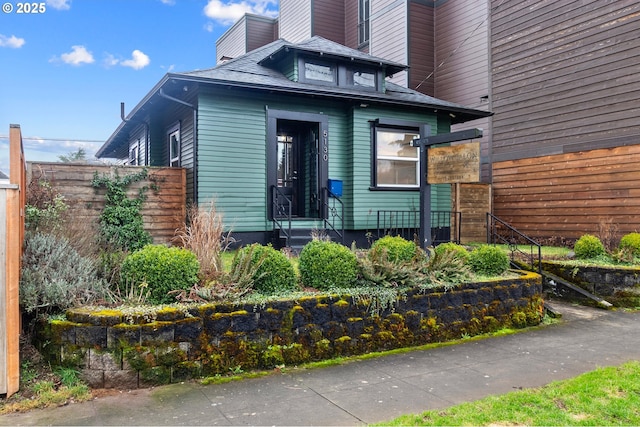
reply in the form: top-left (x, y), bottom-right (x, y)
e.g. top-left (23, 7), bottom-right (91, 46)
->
top-left (158, 88), bottom-right (198, 204)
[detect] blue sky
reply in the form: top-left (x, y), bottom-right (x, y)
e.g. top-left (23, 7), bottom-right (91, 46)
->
top-left (0, 0), bottom-right (279, 173)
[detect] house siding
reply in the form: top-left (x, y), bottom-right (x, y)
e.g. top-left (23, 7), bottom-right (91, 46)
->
top-left (246, 16), bottom-right (278, 51)
top-left (312, 0), bottom-right (345, 45)
top-left (490, 0), bottom-right (640, 162)
top-left (344, 0), bottom-right (359, 49)
top-left (195, 87), bottom-right (449, 234)
top-left (408, 1), bottom-right (435, 96)
top-left (279, 0), bottom-right (313, 43)
top-left (370, 0), bottom-right (408, 87)
top-left (215, 16), bottom-right (248, 63)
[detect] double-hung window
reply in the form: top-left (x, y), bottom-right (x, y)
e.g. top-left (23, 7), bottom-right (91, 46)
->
top-left (374, 127), bottom-right (420, 188)
top-left (358, 0), bottom-right (370, 46)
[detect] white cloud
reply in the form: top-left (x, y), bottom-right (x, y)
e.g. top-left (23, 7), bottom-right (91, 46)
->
top-left (159, 0), bottom-right (175, 4)
top-left (46, 0), bottom-right (71, 10)
top-left (120, 50), bottom-right (150, 70)
top-left (203, 0), bottom-right (278, 26)
top-left (103, 53), bottom-right (120, 68)
top-left (55, 45), bottom-right (95, 66)
top-left (0, 34), bottom-right (26, 49)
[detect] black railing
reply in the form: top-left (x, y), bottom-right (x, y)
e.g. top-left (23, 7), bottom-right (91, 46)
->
top-left (322, 187), bottom-right (344, 243)
top-left (271, 185), bottom-right (292, 244)
top-left (486, 213), bottom-right (541, 275)
top-left (376, 210), bottom-right (461, 245)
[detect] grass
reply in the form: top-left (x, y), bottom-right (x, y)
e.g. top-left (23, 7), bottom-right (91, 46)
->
top-left (0, 360), bottom-right (92, 414)
top-left (376, 361), bottom-right (640, 426)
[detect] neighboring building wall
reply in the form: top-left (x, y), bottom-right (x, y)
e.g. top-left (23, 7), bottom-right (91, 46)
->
top-left (408, 1), bottom-right (435, 97)
top-left (216, 14), bottom-right (277, 64)
top-left (311, 0), bottom-right (345, 45)
top-left (370, 0), bottom-right (408, 87)
top-left (279, 0), bottom-right (313, 43)
top-left (491, 0), bottom-right (640, 240)
top-left (434, 0), bottom-right (491, 182)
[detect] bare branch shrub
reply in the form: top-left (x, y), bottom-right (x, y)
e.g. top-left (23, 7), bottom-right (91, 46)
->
top-left (174, 200), bottom-right (234, 283)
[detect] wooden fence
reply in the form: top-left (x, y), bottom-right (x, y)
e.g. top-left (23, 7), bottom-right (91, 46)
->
top-left (452, 183), bottom-right (492, 243)
top-left (1, 125), bottom-right (25, 397)
top-left (493, 143), bottom-right (640, 242)
top-left (27, 163), bottom-right (186, 245)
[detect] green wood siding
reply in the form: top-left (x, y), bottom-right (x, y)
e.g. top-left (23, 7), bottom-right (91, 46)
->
top-left (195, 88), bottom-right (449, 234)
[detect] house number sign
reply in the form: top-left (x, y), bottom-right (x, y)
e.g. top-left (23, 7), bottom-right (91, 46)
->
top-left (322, 130), bottom-right (328, 162)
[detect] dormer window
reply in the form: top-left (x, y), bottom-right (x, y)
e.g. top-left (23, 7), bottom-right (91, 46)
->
top-left (349, 69), bottom-right (377, 89)
top-left (302, 61), bottom-right (336, 84)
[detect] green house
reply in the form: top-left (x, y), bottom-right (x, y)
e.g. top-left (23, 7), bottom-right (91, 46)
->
top-left (96, 36), bottom-right (490, 248)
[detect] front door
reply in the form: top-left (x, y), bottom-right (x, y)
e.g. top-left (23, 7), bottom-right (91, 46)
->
top-left (276, 119), bottom-right (320, 218)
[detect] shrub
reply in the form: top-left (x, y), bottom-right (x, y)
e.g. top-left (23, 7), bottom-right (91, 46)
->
top-left (574, 234), bottom-right (606, 259)
top-left (468, 245), bottom-right (510, 276)
top-left (20, 232), bottom-right (110, 316)
top-left (120, 245), bottom-right (200, 304)
top-left (356, 248), bottom-right (418, 288)
top-left (619, 232), bottom-right (640, 257)
top-left (299, 240), bottom-right (358, 290)
top-left (423, 246), bottom-right (472, 287)
top-left (433, 242), bottom-right (469, 262)
top-left (370, 235), bottom-right (418, 263)
top-left (233, 244), bottom-right (298, 294)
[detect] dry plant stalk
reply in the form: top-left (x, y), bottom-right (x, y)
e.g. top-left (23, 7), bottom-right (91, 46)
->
top-left (174, 201), bottom-right (232, 283)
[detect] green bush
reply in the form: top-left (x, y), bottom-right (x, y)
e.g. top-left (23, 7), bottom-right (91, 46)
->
top-left (574, 234), bottom-right (606, 259)
top-left (468, 245), bottom-right (510, 276)
top-left (299, 240), bottom-right (358, 290)
top-left (20, 232), bottom-right (109, 315)
top-left (233, 244), bottom-right (298, 294)
top-left (370, 235), bottom-right (418, 263)
top-left (433, 242), bottom-right (469, 262)
top-left (121, 245), bottom-right (200, 304)
top-left (619, 232), bottom-right (640, 257)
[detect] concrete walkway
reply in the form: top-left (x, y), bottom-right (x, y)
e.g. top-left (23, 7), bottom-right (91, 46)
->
top-left (2, 300), bottom-right (639, 426)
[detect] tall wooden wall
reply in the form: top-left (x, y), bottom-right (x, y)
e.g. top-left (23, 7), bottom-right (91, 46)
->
top-left (27, 163), bottom-right (186, 245)
top-left (493, 144), bottom-right (640, 241)
top-left (452, 183), bottom-right (492, 244)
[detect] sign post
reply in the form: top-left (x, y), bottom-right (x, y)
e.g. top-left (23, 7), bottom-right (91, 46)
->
top-left (411, 128), bottom-right (483, 249)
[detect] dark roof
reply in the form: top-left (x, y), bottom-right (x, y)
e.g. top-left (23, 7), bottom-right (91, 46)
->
top-left (97, 36), bottom-right (491, 158)
top-left (0, 170), bottom-right (8, 180)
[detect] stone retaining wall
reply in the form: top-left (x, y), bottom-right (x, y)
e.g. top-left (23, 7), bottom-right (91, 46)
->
top-left (542, 261), bottom-right (640, 306)
top-left (41, 272), bottom-right (543, 388)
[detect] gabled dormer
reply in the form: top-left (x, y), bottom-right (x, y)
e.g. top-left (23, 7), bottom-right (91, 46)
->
top-left (258, 37), bottom-right (406, 93)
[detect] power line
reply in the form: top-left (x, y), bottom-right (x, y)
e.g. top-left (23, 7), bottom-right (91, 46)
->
top-left (0, 135), bottom-right (105, 143)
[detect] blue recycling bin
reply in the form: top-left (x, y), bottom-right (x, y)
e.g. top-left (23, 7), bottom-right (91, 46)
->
top-left (327, 179), bottom-right (343, 197)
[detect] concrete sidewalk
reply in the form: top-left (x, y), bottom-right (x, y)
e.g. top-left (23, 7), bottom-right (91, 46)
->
top-left (2, 300), bottom-right (639, 426)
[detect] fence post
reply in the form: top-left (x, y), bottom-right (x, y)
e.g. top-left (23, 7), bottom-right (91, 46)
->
top-left (1, 124), bottom-right (25, 397)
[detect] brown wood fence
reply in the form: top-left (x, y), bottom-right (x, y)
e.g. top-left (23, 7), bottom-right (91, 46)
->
top-left (1, 125), bottom-right (25, 397)
top-left (492, 144), bottom-right (640, 242)
top-left (452, 183), bottom-right (492, 243)
top-left (27, 163), bottom-right (186, 245)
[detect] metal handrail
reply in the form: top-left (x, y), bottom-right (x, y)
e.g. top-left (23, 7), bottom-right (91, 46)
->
top-left (322, 187), bottom-right (344, 243)
top-left (271, 185), bottom-right (292, 243)
top-left (486, 213), bottom-right (541, 275)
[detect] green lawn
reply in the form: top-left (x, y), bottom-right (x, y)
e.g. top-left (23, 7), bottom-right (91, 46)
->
top-left (376, 361), bottom-right (640, 426)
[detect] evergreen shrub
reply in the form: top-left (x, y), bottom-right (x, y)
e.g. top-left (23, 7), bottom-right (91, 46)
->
top-left (468, 245), bottom-right (510, 276)
top-left (619, 232), bottom-right (640, 257)
top-left (370, 235), bottom-right (418, 263)
top-left (299, 240), bottom-right (358, 290)
top-left (574, 234), bottom-right (606, 259)
top-left (20, 232), bottom-right (109, 315)
top-left (233, 244), bottom-right (298, 294)
top-left (433, 242), bottom-right (469, 262)
top-left (121, 244), bottom-right (200, 304)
